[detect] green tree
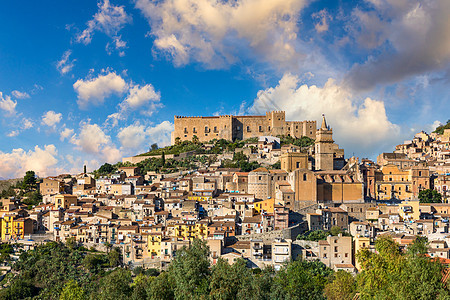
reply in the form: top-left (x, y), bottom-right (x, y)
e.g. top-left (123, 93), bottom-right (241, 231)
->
top-left (107, 247), bottom-right (121, 267)
top-left (151, 143), bottom-right (159, 151)
top-left (168, 239), bottom-right (211, 299)
top-left (330, 226), bottom-right (343, 236)
top-left (66, 237), bottom-right (77, 250)
top-left (0, 279), bottom-right (37, 300)
top-left (419, 189), bottom-right (442, 203)
top-left (60, 280), bottom-right (86, 300)
top-left (324, 270), bottom-right (356, 300)
top-left (82, 253), bottom-right (104, 273)
top-left (356, 235), bottom-right (448, 299)
top-left (146, 271), bottom-right (174, 300)
top-left (209, 258), bottom-right (253, 299)
top-left (175, 137), bottom-right (181, 145)
top-left (22, 170), bottom-right (36, 191)
top-left (98, 163), bottom-right (115, 175)
top-left (161, 151), bottom-right (166, 167)
top-left (271, 259), bottom-right (333, 300)
top-left (96, 269), bottom-right (133, 300)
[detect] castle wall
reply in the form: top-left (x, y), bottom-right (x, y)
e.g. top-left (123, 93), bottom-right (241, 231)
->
top-left (172, 111), bottom-right (317, 144)
top-left (173, 115), bottom-right (233, 143)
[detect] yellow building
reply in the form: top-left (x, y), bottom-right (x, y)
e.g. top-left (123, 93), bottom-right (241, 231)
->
top-left (399, 200), bottom-right (420, 221)
top-left (174, 221), bottom-right (208, 241)
top-left (1, 215), bottom-right (33, 240)
top-left (254, 198), bottom-right (275, 214)
top-left (54, 194), bottom-right (78, 209)
top-left (187, 195), bottom-right (211, 202)
top-left (148, 233), bottom-right (162, 258)
top-left (375, 164), bottom-right (429, 201)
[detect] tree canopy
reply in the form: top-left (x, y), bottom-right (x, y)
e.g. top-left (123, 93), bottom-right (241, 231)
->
top-left (419, 189), bottom-right (442, 203)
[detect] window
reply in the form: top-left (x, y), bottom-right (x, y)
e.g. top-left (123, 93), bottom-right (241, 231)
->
top-left (184, 127), bottom-right (188, 133)
top-left (345, 253), bottom-right (348, 258)
top-left (214, 126), bottom-right (217, 132)
top-left (303, 174), bottom-right (307, 181)
top-left (419, 171), bottom-right (422, 176)
top-left (205, 126), bottom-right (209, 133)
top-left (247, 126), bottom-right (250, 132)
top-left (268, 126), bottom-right (271, 131)
top-left (259, 126), bottom-right (262, 132)
top-left (193, 127), bottom-right (197, 133)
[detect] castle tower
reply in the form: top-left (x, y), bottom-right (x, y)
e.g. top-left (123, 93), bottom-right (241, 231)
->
top-left (315, 114), bottom-right (334, 170)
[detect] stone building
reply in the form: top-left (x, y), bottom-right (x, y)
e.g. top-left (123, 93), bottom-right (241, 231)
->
top-left (171, 111), bottom-right (316, 144)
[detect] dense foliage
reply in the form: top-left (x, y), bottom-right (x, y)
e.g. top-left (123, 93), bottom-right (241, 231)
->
top-left (297, 227), bottom-right (348, 241)
top-left (434, 120), bottom-right (450, 135)
top-left (278, 135), bottom-right (315, 148)
top-left (220, 152), bottom-right (262, 172)
top-left (419, 189), bottom-right (443, 203)
top-left (357, 235), bottom-right (449, 299)
top-left (2, 236), bottom-right (448, 299)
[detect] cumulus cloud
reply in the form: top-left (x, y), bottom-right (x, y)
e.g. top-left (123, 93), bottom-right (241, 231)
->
top-left (346, 0), bottom-right (450, 90)
top-left (77, 0), bottom-right (131, 54)
top-left (42, 110), bottom-right (62, 127)
top-left (60, 128), bottom-right (74, 141)
top-left (249, 73), bottom-right (401, 156)
top-left (117, 121), bottom-right (174, 150)
top-left (11, 90), bottom-right (30, 99)
top-left (73, 71), bottom-right (127, 109)
top-left (106, 83), bottom-right (163, 127)
top-left (0, 145), bottom-right (60, 179)
top-left (57, 50), bottom-right (76, 75)
top-left (70, 122), bottom-right (122, 163)
top-left (135, 0), bottom-right (308, 69)
top-left (0, 92), bottom-right (17, 115)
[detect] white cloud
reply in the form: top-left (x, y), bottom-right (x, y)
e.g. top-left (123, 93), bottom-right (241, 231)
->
top-left (42, 110), bottom-right (62, 127)
top-left (60, 128), bottom-right (74, 141)
top-left (136, 0), bottom-right (308, 69)
top-left (106, 83), bottom-right (163, 127)
top-left (249, 73), bottom-right (401, 157)
top-left (73, 71), bottom-right (127, 109)
top-left (22, 118), bottom-right (33, 129)
top-left (77, 0), bottom-right (131, 55)
top-left (70, 122), bottom-right (122, 163)
top-left (313, 9), bottom-right (331, 33)
top-left (0, 145), bottom-right (60, 179)
top-left (122, 83), bottom-right (161, 112)
top-left (6, 118), bottom-right (34, 138)
top-left (56, 50), bottom-right (76, 75)
top-left (118, 121), bottom-right (174, 150)
top-left (0, 92), bottom-right (17, 115)
top-left (7, 131), bottom-right (19, 137)
top-left (11, 90), bottom-right (30, 99)
top-left (346, 0), bottom-right (450, 90)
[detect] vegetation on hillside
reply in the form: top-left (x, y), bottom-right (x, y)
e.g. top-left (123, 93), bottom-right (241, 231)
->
top-left (1, 236), bottom-right (447, 299)
top-left (433, 120), bottom-right (450, 135)
top-left (220, 152), bottom-right (262, 172)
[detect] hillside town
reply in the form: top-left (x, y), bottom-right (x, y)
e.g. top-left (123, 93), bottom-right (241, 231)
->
top-left (1, 112), bottom-right (450, 276)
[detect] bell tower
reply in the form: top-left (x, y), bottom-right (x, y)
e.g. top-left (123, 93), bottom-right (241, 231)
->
top-left (315, 114), bottom-right (334, 170)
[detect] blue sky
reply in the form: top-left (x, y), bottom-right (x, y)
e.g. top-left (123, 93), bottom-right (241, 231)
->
top-left (0, 0), bottom-right (449, 178)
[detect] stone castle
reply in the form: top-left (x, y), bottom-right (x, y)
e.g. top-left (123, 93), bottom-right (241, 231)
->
top-left (171, 111), bottom-right (316, 144)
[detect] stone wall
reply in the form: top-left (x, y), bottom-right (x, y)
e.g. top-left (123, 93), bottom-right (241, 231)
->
top-left (172, 111), bottom-right (317, 145)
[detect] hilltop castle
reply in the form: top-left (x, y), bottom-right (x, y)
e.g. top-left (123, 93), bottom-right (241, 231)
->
top-left (171, 111), bottom-right (316, 144)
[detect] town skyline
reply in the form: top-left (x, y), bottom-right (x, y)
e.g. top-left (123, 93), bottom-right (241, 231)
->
top-left (1, 0), bottom-right (449, 179)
